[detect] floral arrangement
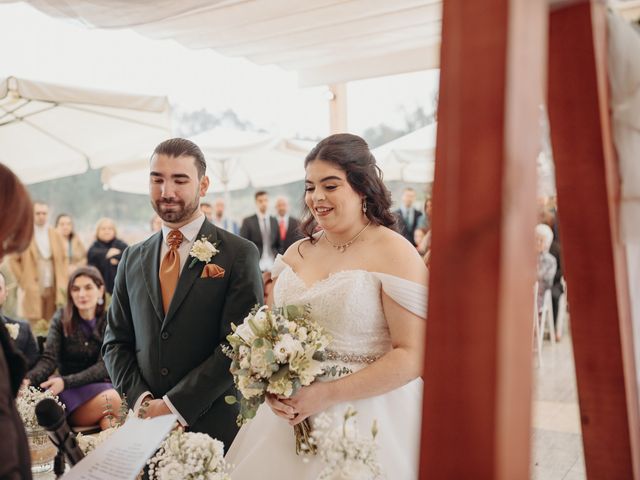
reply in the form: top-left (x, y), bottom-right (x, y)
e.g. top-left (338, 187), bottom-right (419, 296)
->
top-left (17, 386), bottom-right (65, 429)
top-left (189, 235), bottom-right (219, 267)
top-left (223, 304), bottom-right (342, 454)
top-left (5, 322), bottom-right (19, 340)
top-left (147, 428), bottom-right (230, 480)
top-left (312, 406), bottom-right (383, 480)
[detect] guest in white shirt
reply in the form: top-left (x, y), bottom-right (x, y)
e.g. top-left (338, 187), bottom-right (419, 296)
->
top-left (240, 191), bottom-right (280, 271)
top-left (210, 198), bottom-right (239, 235)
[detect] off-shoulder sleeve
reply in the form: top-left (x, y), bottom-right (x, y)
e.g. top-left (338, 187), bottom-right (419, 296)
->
top-left (372, 272), bottom-right (428, 319)
top-left (271, 254), bottom-right (289, 279)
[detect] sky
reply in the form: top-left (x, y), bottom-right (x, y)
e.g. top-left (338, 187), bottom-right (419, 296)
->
top-left (0, 2), bottom-right (439, 139)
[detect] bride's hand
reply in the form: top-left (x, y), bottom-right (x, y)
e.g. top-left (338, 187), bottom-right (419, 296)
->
top-left (281, 382), bottom-right (334, 426)
top-left (265, 393), bottom-right (297, 421)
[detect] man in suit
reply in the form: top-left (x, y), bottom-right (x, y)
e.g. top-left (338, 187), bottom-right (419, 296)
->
top-left (0, 271), bottom-right (39, 368)
top-left (240, 191), bottom-right (280, 272)
top-left (9, 201), bottom-right (68, 327)
top-left (395, 187), bottom-right (423, 246)
top-left (275, 196), bottom-right (303, 254)
top-left (102, 138), bottom-right (263, 449)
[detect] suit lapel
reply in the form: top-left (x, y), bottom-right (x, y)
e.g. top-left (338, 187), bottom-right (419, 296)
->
top-left (163, 221), bottom-right (220, 327)
top-left (140, 232), bottom-right (164, 323)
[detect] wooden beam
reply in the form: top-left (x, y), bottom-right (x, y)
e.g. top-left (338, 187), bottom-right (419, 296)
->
top-left (419, 1), bottom-right (546, 478)
top-left (547, 2), bottom-right (640, 478)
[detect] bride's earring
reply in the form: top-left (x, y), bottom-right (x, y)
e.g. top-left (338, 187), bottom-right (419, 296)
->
top-left (362, 198), bottom-right (367, 213)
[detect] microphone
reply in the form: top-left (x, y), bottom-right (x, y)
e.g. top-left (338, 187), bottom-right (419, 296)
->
top-left (35, 398), bottom-right (85, 466)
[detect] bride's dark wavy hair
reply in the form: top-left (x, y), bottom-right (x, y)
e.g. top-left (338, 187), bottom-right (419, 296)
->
top-left (300, 133), bottom-right (397, 243)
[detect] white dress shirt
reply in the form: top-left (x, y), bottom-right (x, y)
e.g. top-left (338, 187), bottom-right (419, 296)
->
top-left (135, 214), bottom-right (206, 426)
top-left (34, 225), bottom-right (53, 289)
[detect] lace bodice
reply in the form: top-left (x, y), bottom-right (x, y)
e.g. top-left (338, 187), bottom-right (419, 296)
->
top-left (272, 256), bottom-right (427, 358)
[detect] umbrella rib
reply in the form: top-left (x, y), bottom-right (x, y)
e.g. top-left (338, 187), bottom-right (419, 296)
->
top-left (0, 102), bottom-right (58, 126)
top-left (62, 104), bottom-right (169, 131)
top-left (20, 116), bottom-right (91, 166)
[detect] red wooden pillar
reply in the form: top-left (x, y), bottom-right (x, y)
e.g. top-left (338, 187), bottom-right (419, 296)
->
top-left (547, 2), bottom-right (640, 478)
top-left (419, 1), bottom-right (547, 478)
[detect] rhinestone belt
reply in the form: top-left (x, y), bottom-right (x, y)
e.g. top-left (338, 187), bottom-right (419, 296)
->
top-left (325, 349), bottom-right (382, 364)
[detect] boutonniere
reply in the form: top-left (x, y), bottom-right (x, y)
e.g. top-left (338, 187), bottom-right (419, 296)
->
top-left (6, 323), bottom-right (19, 340)
top-left (189, 235), bottom-right (220, 268)
top-left (189, 236), bottom-right (225, 279)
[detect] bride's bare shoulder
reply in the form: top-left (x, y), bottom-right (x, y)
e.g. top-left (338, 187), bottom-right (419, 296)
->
top-left (281, 235), bottom-right (318, 268)
top-left (369, 226), bottom-right (427, 284)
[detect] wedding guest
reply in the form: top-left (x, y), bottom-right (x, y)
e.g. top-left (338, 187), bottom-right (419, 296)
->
top-left (150, 214), bottom-right (163, 233)
top-left (274, 196), bottom-right (303, 254)
top-left (200, 201), bottom-right (214, 222)
top-left (395, 187), bottom-right (423, 245)
top-left (87, 218), bottom-right (128, 294)
top-left (535, 223), bottom-right (557, 313)
top-left (240, 191), bottom-right (280, 271)
top-left (211, 197), bottom-right (239, 234)
top-left (0, 271), bottom-right (39, 368)
top-left (26, 266), bottom-right (121, 430)
top-left (9, 200), bottom-right (68, 327)
top-left (56, 213), bottom-right (87, 276)
top-left (417, 198), bottom-right (433, 266)
top-left (0, 258), bottom-right (19, 318)
top-left (0, 163), bottom-right (35, 479)
top-left (414, 227), bottom-right (427, 253)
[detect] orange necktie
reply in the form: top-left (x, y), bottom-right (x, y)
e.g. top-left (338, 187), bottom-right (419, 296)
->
top-left (159, 229), bottom-right (184, 313)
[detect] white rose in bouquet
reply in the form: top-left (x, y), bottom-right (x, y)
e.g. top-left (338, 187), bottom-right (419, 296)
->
top-left (273, 334), bottom-right (304, 363)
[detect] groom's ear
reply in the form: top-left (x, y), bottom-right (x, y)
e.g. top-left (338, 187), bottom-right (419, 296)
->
top-left (199, 175), bottom-right (210, 197)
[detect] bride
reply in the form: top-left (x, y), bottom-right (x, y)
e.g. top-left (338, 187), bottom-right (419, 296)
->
top-left (225, 133), bottom-right (428, 478)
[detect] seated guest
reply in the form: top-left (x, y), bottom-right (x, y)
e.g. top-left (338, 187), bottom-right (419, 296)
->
top-left (56, 213), bottom-right (87, 276)
top-left (87, 218), bottom-right (128, 294)
top-left (535, 223), bottom-right (557, 313)
top-left (26, 266), bottom-right (121, 430)
top-left (0, 271), bottom-right (39, 368)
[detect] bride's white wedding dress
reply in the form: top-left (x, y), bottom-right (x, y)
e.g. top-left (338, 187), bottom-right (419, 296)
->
top-left (225, 255), bottom-right (427, 479)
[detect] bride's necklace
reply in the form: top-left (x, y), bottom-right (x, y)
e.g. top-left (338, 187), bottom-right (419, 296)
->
top-left (323, 221), bottom-right (371, 253)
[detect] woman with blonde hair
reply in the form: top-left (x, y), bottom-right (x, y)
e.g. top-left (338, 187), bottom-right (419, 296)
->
top-left (87, 218), bottom-right (128, 294)
top-left (56, 213), bottom-right (87, 275)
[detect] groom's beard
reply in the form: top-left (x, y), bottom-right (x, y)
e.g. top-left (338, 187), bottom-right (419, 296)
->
top-left (153, 194), bottom-right (199, 223)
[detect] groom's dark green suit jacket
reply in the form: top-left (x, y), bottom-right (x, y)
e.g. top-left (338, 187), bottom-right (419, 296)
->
top-left (102, 220), bottom-right (263, 449)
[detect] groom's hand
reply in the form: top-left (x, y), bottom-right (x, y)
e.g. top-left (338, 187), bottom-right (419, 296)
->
top-left (141, 399), bottom-right (172, 418)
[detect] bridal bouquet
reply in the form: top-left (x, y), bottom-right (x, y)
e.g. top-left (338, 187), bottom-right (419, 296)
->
top-left (223, 304), bottom-right (337, 453)
top-left (312, 406), bottom-right (383, 480)
top-left (147, 428), bottom-right (230, 480)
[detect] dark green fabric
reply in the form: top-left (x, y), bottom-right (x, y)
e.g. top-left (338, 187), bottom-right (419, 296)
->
top-left (103, 221), bottom-right (263, 449)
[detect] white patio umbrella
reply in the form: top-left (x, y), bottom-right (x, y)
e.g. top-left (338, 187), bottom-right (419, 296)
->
top-left (372, 123), bottom-right (437, 183)
top-left (101, 127), bottom-right (317, 197)
top-left (0, 76), bottom-right (171, 183)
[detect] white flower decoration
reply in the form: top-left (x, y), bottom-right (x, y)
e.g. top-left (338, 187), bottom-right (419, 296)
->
top-left (189, 236), bottom-right (219, 267)
top-left (5, 323), bottom-right (19, 340)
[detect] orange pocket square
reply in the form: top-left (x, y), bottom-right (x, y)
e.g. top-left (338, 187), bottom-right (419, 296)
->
top-left (201, 264), bottom-right (225, 279)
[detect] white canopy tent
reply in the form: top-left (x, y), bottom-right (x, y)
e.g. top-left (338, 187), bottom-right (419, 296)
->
top-left (101, 127), bottom-right (316, 195)
top-left (0, 76), bottom-right (171, 184)
top-left (372, 123), bottom-right (437, 183)
top-left (1, 0), bottom-right (443, 87)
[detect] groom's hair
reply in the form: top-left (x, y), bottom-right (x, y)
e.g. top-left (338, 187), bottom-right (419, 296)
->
top-left (152, 138), bottom-right (207, 179)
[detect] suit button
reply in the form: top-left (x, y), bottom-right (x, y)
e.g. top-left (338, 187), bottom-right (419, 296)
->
top-left (161, 332), bottom-right (169, 340)
top-left (160, 368), bottom-right (169, 376)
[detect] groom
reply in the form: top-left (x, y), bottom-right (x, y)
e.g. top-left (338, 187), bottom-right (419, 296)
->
top-left (103, 138), bottom-right (263, 449)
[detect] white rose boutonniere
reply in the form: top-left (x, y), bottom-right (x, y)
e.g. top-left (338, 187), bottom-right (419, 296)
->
top-left (188, 235), bottom-right (220, 268)
top-left (6, 323), bottom-right (19, 340)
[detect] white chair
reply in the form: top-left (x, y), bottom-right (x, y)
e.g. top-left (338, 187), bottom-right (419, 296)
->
top-left (539, 289), bottom-right (556, 347)
top-left (532, 282), bottom-right (543, 366)
top-left (555, 277), bottom-right (569, 339)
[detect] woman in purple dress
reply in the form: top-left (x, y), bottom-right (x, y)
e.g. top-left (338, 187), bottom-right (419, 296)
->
top-left (26, 266), bottom-right (121, 430)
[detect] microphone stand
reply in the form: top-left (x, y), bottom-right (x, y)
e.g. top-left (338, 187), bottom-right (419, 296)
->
top-left (53, 450), bottom-right (66, 478)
